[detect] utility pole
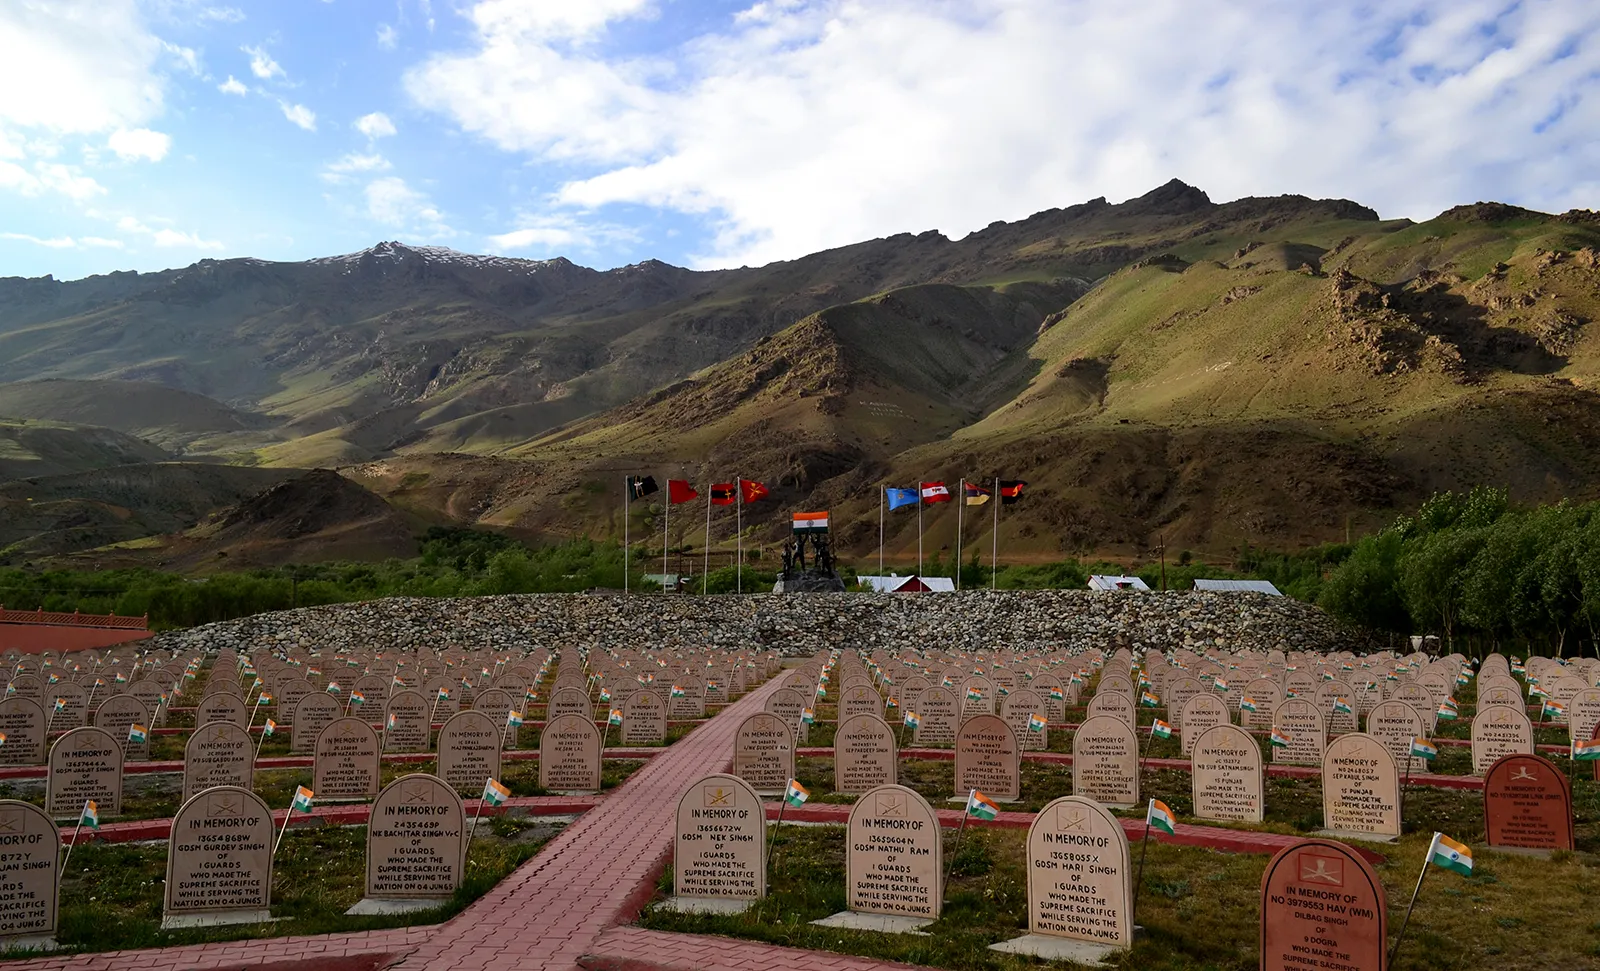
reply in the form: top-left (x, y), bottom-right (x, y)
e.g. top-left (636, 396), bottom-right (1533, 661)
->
top-left (1152, 535), bottom-right (1167, 592)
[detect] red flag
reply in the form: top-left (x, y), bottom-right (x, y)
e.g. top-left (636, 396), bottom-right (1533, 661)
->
top-left (710, 483), bottom-right (737, 506)
top-left (667, 480), bottom-right (699, 504)
top-left (920, 482), bottom-right (952, 503)
top-left (739, 479), bottom-right (770, 503)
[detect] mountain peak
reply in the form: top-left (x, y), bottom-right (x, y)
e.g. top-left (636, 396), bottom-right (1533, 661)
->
top-left (1120, 178), bottom-right (1214, 216)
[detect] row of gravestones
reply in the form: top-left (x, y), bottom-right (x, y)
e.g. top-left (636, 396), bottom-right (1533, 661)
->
top-left (675, 753), bottom-right (1575, 963)
top-left (732, 706), bottom-right (1581, 849)
top-left (28, 709), bottom-right (614, 828)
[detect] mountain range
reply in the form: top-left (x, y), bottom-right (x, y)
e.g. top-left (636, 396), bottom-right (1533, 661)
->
top-left (2, 180), bottom-right (1597, 570)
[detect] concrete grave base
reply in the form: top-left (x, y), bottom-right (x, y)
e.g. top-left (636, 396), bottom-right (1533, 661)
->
top-left (1314, 829), bottom-right (1399, 845)
top-left (658, 896), bottom-right (756, 915)
top-left (946, 796), bottom-right (1020, 804)
top-left (346, 897), bottom-right (450, 916)
top-left (810, 912), bottom-right (933, 935)
top-left (161, 909), bottom-right (276, 930)
top-left (0, 935), bottom-right (59, 953)
top-left (989, 930), bottom-right (1139, 966)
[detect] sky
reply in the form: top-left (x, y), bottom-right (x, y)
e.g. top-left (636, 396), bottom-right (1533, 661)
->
top-left (2, 0), bottom-right (1599, 281)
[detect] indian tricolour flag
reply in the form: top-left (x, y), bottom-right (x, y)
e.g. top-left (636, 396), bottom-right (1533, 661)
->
top-left (1333, 697), bottom-right (1354, 715)
top-left (1146, 799), bottom-right (1176, 836)
top-left (801, 707), bottom-right (816, 725)
top-left (1428, 832), bottom-right (1473, 875)
top-left (128, 724), bottom-right (148, 744)
top-left (1436, 702), bottom-right (1458, 721)
top-left (349, 690), bottom-right (366, 706)
top-left (1151, 719), bottom-right (1173, 740)
top-left (506, 709), bottom-right (524, 728)
top-left (1410, 737), bottom-right (1439, 760)
top-left (966, 687), bottom-right (983, 702)
top-left (1028, 714), bottom-right (1047, 733)
top-left (1543, 699), bottom-right (1566, 719)
top-left (793, 511), bottom-right (829, 533)
top-left (671, 685), bottom-right (685, 698)
top-left (263, 718), bottom-right (277, 737)
top-left (291, 785), bottom-right (314, 813)
top-left (903, 711), bottom-right (921, 729)
top-left (1049, 687), bottom-right (1065, 702)
top-left (257, 691), bottom-right (273, 706)
top-left (1269, 728), bottom-right (1292, 748)
top-left (482, 778), bottom-right (510, 807)
top-left (608, 708), bottom-right (624, 726)
top-left (80, 800), bottom-right (99, 830)
top-left (1239, 696), bottom-right (1258, 713)
top-left (965, 789), bottom-right (1000, 821)
top-left (1213, 678), bottom-right (1229, 693)
top-left (1572, 737), bottom-right (1600, 761)
top-left (784, 779), bottom-right (810, 808)
top-left (1139, 691), bottom-right (1160, 708)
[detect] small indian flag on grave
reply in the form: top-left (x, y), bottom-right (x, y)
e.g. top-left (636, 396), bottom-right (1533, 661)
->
top-left (886, 697), bottom-right (898, 709)
top-left (784, 779), bottom-right (810, 808)
top-left (349, 690), bottom-right (366, 706)
top-left (263, 718), bottom-right (277, 737)
top-left (257, 691), bottom-right (273, 706)
top-left (1240, 696), bottom-right (1258, 713)
top-left (506, 709), bottom-right (524, 728)
top-left (706, 681), bottom-right (720, 693)
top-left (1028, 713), bottom-right (1047, 733)
top-left (1543, 699), bottom-right (1566, 719)
top-left (385, 713), bottom-right (396, 731)
top-left (1428, 832), bottom-right (1473, 875)
top-left (128, 724), bottom-right (148, 744)
top-left (599, 688), bottom-right (612, 702)
top-left (903, 711), bottom-right (921, 729)
top-left (80, 800), bottom-right (99, 830)
top-left (1268, 728), bottom-right (1292, 748)
top-left (1528, 683), bottom-right (1548, 698)
top-left (52, 698), bottom-right (65, 713)
top-left (608, 708), bottom-right (623, 726)
top-left (1572, 737), bottom-right (1600, 761)
top-left (1139, 691), bottom-right (1160, 708)
top-left (326, 681), bottom-right (342, 694)
top-left (437, 688), bottom-right (450, 701)
top-left (801, 707), bottom-right (816, 725)
top-left (1049, 686), bottom-right (1065, 702)
top-left (670, 684), bottom-right (685, 698)
top-left (1213, 678), bottom-right (1229, 692)
top-left (1151, 719), bottom-right (1173, 740)
top-left (482, 778), bottom-right (510, 807)
top-left (1333, 697), bottom-right (1354, 715)
top-left (291, 786), bottom-right (314, 813)
top-left (1436, 702), bottom-right (1458, 721)
top-left (1146, 798), bottom-right (1177, 836)
top-left (1410, 737), bottom-right (1438, 760)
top-left (966, 687), bottom-right (983, 702)
top-left (965, 789), bottom-right (1000, 821)
top-left (815, 684), bottom-right (827, 699)
top-left (0, 732), bottom-right (7, 746)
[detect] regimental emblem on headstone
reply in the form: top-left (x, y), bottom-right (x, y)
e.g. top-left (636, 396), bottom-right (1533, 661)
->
top-left (1259, 839), bottom-right (1387, 971)
top-left (163, 786), bottom-right (274, 928)
top-left (671, 773), bottom-right (765, 903)
top-left (365, 774), bottom-right (466, 902)
top-left (0, 801), bottom-right (59, 944)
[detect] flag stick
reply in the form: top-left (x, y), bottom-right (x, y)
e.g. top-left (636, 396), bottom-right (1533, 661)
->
top-left (60, 806), bottom-right (90, 873)
top-left (663, 485), bottom-right (670, 592)
top-left (956, 478), bottom-right (964, 591)
top-left (1130, 810), bottom-right (1153, 928)
top-left (757, 798), bottom-right (789, 923)
top-left (272, 800), bottom-right (298, 858)
top-left (736, 475), bottom-right (744, 595)
top-left (1389, 839), bottom-right (1434, 967)
top-left (465, 785), bottom-right (492, 857)
top-left (917, 486), bottom-right (924, 578)
top-left (991, 477), bottom-right (999, 590)
top-left (624, 476), bottom-right (630, 595)
top-left (500, 718), bottom-right (513, 754)
top-left (943, 802), bottom-right (971, 894)
top-left (878, 485), bottom-right (884, 580)
top-left (703, 486), bottom-right (711, 595)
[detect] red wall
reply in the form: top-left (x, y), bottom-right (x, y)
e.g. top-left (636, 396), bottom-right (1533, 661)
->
top-left (0, 624), bottom-right (154, 654)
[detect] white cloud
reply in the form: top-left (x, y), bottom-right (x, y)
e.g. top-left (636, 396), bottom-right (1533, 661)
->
top-left (108, 128), bottom-right (171, 162)
top-left (408, 0), bottom-right (1600, 269)
top-left (0, 232), bottom-right (124, 249)
top-left (152, 227), bottom-right (224, 249)
top-left (0, 0), bottom-right (164, 135)
top-left (377, 23), bottom-right (398, 50)
top-left (198, 6), bottom-right (246, 23)
top-left (242, 43), bottom-right (283, 80)
top-left (2, 161), bottom-right (108, 201)
top-left (363, 176), bottom-right (453, 236)
top-left (355, 112), bottom-right (397, 139)
top-left (321, 152), bottom-right (392, 182)
top-left (487, 213), bottom-right (638, 253)
top-left (218, 74), bottom-right (248, 96)
top-left (280, 101), bottom-right (317, 131)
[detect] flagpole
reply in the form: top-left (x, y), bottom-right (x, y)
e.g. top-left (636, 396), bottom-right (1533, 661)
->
top-left (757, 798), bottom-right (789, 923)
top-left (1131, 807), bottom-right (1153, 928)
top-left (60, 805), bottom-right (89, 873)
top-left (624, 476), bottom-right (630, 596)
top-left (878, 486), bottom-right (885, 579)
top-left (917, 485), bottom-right (924, 578)
top-left (991, 476), bottom-right (999, 590)
top-left (1389, 837), bottom-right (1435, 967)
top-left (736, 476), bottom-right (744, 595)
top-left (956, 478), bottom-right (964, 591)
top-left (663, 485), bottom-right (670, 593)
top-left (943, 797), bottom-right (972, 894)
top-left (704, 486), bottom-right (712, 595)
top-left (465, 790), bottom-right (491, 859)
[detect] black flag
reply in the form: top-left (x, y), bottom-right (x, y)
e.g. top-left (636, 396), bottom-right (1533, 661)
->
top-left (627, 475), bottom-right (659, 499)
top-left (998, 480), bottom-right (1027, 504)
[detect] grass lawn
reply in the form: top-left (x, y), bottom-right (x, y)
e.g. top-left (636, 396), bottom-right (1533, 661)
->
top-left (2, 815), bottom-right (559, 957)
top-left (640, 822), bottom-right (1600, 970)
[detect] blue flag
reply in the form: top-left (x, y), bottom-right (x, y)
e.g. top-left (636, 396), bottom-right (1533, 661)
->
top-left (886, 488), bottom-right (919, 510)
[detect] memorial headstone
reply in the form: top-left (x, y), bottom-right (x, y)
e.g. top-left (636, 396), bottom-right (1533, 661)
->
top-left (45, 726), bottom-right (122, 818)
top-left (312, 717), bottom-right (382, 801)
top-left (1071, 714), bottom-right (1139, 808)
top-left (182, 721), bottom-right (254, 802)
top-left (538, 713), bottom-right (603, 794)
top-left (834, 714), bottom-right (898, 796)
top-left (1365, 700), bottom-right (1428, 775)
top-left (1190, 723), bottom-right (1264, 823)
top-left (195, 692), bottom-right (248, 730)
top-left (912, 686), bottom-right (959, 746)
top-left (730, 712), bottom-right (793, 796)
top-left (953, 714), bottom-right (1021, 803)
top-left (1259, 839), bottom-right (1387, 971)
top-left (437, 710), bottom-right (502, 796)
top-left (382, 689), bottom-right (431, 753)
top-left (1086, 690), bottom-right (1135, 732)
top-left (1002, 688), bottom-right (1048, 752)
top-left (93, 694), bottom-right (150, 761)
top-left (1483, 753), bottom-right (1574, 853)
top-left (839, 684), bottom-right (882, 722)
top-left (839, 785), bottom-right (941, 925)
top-left (1319, 733), bottom-right (1400, 841)
top-left (1470, 705), bottom-right (1534, 775)
top-left (0, 699), bottom-right (46, 766)
top-left (291, 693), bottom-right (342, 755)
top-left (545, 686), bottom-right (591, 722)
top-left (362, 774), bottom-right (466, 904)
top-left (1179, 694), bottom-right (1229, 757)
top-left (0, 800), bottom-right (59, 944)
top-left (1005, 795), bottom-right (1133, 958)
top-left (669, 773), bottom-right (765, 907)
top-left (622, 689), bottom-right (667, 745)
top-left (162, 786), bottom-right (274, 928)
top-left (1270, 699), bottom-right (1325, 766)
